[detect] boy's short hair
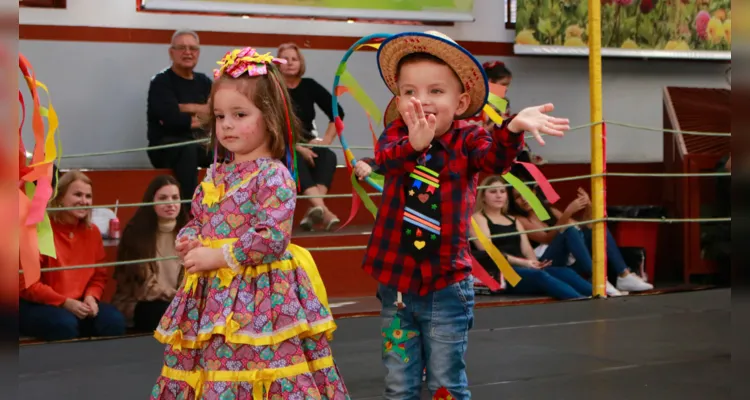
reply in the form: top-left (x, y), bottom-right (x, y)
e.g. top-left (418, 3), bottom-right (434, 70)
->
top-left (395, 52), bottom-right (464, 91)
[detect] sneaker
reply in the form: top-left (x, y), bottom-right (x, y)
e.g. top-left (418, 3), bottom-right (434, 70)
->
top-left (616, 273), bottom-right (654, 292)
top-left (606, 281), bottom-right (626, 297)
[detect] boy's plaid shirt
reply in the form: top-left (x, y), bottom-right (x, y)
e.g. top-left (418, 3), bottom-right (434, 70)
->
top-left (362, 117), bottom-right (524, 295)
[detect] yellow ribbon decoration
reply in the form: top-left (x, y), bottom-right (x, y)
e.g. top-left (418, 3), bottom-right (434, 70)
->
top-left (215, 49), bottom-right (279, 76)
top-left (182, 237), bottom-right (238, 294)
top-left (470, 217), bottom-right (521, 286)
top-left (200, 182), bottom-right (225, 207)
top-left (483, 104), bottom-right (504, 126)
top-left (25, 78), bottom-right (59, 167)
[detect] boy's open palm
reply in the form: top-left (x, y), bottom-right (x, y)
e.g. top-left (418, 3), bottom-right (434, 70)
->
top-left (402, 98), bottom-right (436, 151)
top-left (509, 103), bottom-right (570, 146)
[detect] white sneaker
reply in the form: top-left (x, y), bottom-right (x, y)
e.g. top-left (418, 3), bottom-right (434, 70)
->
top-left (606, 281), bottom-right (626, 297)
top-left (616, 273), bottom-right (654, 292)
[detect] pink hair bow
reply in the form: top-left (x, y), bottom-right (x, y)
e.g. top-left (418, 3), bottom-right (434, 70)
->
top-left (213, 47), bottom-right (287, 79)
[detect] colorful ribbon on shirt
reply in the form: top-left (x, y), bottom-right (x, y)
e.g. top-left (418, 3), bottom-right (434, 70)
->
top-left (18, 53), bottom-right (62, 287)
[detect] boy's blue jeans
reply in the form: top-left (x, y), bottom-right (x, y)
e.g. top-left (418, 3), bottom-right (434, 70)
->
top-left (378, 276), bottom-right (475, 400)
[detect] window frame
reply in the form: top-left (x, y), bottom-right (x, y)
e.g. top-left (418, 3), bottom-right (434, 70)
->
top-left (505, 0), bottom-right (515, 29)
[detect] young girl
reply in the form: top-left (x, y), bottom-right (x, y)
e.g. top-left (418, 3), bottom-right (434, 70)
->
top-left (113, 175), bottom-right (187, 332)
top-left (150, 47), bottom-right (349, 400)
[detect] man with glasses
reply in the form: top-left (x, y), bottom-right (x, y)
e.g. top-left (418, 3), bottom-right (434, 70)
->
top-left (146, 30), bottom-right (213, 204)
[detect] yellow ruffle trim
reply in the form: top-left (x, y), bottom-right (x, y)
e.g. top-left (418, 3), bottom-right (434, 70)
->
top-left (160, 355), bottom-right (335, 400)
top-left (158, 243), bottom-right (335, 350)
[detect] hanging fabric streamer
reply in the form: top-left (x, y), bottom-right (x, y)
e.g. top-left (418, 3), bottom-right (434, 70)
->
top-left (515, 161), bottom-right (560, 204)
top-left (18, 52), bottom-right (61, 286)
top-left (470, 218), bottom-right (521, 286)
top-left (502, 172), bottom-right (551, 221)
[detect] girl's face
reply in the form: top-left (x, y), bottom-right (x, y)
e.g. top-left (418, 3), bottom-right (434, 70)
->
top-left (483, 183), bottom-right (508, 212)
top-left (513, 189), bottom-right (532, 212)
top-left (153, 184), bottom-right (181, 220)
top-left (61, 179), bottom-right (92, 221)
top-left (213, 83), bottom-right (270, 162)
top-left (492, 76), bottom-right (512, 88)
top-left (278, 48), bottom-right (301, 77)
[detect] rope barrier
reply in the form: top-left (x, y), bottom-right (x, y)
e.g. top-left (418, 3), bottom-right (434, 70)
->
top-left (43, 170), bottom-right (730, 212)
top-left (20, 216), bottom-right (730, 274)
top-left (52, 120), bottom-right (730, 160)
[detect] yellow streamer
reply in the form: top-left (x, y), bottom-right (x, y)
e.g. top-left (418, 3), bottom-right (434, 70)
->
top-left (356, 43), bottom-right (382, 50)
top-left (25, 78), bottom-right (59, 167)
top-left (470, 217), bottom-right (521, 286)
top-left (483, 104), bottom-right (504, 125)
top-left (339, 71), bottom-right (381, 122)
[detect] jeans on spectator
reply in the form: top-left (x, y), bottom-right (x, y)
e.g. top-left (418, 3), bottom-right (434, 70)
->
top-left (297, 147), bottom-right (337, 193)
top-left (133, 300), bottom-right (171, 332)
top-left (541, 227), bottom-right (628, 279)
top-left (147, 139), bottom-right (212, 202)
top-left (378, 277), bottom-right (475, 400)
top-left (19, 299), bottom-right (127, 341)
top-left (504, 266), bottom-right (592, 300)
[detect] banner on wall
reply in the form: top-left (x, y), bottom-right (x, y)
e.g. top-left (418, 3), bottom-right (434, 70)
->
top-left (513, 0), bottom-right (731, 60)
top-left (140, 0), bottom-right (475, 22)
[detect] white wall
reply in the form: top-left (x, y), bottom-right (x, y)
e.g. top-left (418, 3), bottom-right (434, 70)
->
top-left (19, 0), bottom-right (729, 169)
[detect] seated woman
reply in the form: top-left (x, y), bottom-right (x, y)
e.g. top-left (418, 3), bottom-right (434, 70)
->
top-left (507, 184), bottom-right (653, 295)
top-left (470, 176), bottom-right (592, 300)
top-left (277, 42), bottom-right (343, 231)
top-left (19, 170), bottom-right (127, 341)
top-left (112, 175), bottom-right (187, 331)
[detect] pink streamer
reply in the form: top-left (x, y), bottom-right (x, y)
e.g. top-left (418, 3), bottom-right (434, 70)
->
top-left (516, 161), bottom-right (560, 204)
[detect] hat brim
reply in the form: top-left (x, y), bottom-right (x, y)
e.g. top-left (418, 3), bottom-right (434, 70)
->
top-left (377, 31), bottom-right (488, 122)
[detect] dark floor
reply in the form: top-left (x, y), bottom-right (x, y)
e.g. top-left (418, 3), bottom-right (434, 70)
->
top-left (19, 289), bottom-right (730, 399)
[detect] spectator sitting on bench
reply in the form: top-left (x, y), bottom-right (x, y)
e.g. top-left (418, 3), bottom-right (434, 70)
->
top-left (507, 183), bottom-right (653, 295)
top-left (19, 170), bottom-right (126, 341)
top-left (112, 175), bottom-right (188, 331)
top-left (146, 30), bottom-right (213, 204)
top-left (470, 175), bottom-right (592, 300)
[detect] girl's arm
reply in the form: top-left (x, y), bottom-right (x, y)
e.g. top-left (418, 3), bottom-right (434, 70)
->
top-left (176, 179), bottom-right (206, 241)
top-left (516, 219), bottom-right (539, 261)
top-left (223, 165), bottom-right (295, 271)
top-left (469, 212), bottom-right (490, 251)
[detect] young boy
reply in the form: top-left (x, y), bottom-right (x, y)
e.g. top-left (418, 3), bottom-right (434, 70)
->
top-left (362, 31), bottom-right (570, 399)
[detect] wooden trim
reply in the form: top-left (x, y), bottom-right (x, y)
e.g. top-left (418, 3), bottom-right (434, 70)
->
top-left (20, 0), bottom-right (66, 8)
top-left (18, 24), bottom-right (516, 56)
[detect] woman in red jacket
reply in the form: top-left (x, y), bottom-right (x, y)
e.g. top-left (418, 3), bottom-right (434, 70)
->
top-left (19, 170), bottom-right (126, 341)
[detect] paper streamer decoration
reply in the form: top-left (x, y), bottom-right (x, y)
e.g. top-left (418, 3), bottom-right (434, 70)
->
top-left (502, 172), bottom-right (551, 221)
top-left (18, 53), bottom-right (61, 286)
top-left (470, 218), bottom-right (521, 286)
top-left (515, 161), bottom-right (560, 204)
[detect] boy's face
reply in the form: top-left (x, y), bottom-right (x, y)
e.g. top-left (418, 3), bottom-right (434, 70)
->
top-left (396, 60), bottom-right (470, 136)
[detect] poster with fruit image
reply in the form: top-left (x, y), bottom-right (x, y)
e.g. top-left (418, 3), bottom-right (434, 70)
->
top-left (514, 0), bottom-right (730, 59)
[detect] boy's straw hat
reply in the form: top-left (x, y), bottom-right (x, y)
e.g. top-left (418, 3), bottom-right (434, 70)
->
top-left (377, 30), bottom-right (488, 126)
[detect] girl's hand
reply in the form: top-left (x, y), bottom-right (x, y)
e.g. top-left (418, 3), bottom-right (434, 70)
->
top-left (176, 237), bottom-right (201, 260)
top-left (508, 103), bottom-right (570, 146)
top-left (565, 196), bottom-right (588, 215)
top-left (528, 259), bottom-right (552, 269)
top-left (577, 187), bottom-right (591, 205)
top-left (183, 247), bottom-right (226, 274)
top-left (354, 161), bottom-right (373, 180)
top-left (62, 298), bottom-right (91, 319)
top-left (83, 295), bottom-right (99, 317)
top-left (296, 145), bottom-right (317, 166)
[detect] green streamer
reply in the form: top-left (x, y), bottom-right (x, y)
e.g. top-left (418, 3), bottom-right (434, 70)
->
top-left (502, 172), bottom-right (550, 221)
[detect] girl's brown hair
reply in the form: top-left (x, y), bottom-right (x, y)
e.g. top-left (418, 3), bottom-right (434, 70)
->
top-left (49, 169), bottom-right (93, 225)
top-left (277, 42), bottom-right (306, 77)
top-left (208, 63), bottom-right (303, 162)
top-left (115, 175), bottom-right (188, 288)
top-left (475, 175), bottom-right (509, 214)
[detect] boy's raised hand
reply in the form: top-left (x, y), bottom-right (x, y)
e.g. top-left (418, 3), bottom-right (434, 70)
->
top-left (508, 103), bottom-right (570, 146)
top-left (401, 97), bottom-right (436, 151)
